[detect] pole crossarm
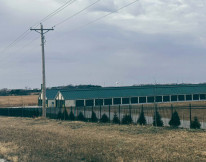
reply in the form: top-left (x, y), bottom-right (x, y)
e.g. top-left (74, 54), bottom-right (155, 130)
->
top-left (30, 28), bottom-right (54, 34)
top-left (30, 23), bottom-right (54, 118)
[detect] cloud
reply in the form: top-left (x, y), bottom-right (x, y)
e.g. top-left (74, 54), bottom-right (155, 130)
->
top-left (90, 0), bottom-right (116, 13)
top-left (105, 0), bottom-right (206, 35)
top-left (0, 0), bottom-right (206, 88)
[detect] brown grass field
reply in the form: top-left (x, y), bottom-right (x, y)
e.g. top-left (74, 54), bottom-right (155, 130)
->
top-left (0, 117), bottom-right (206, 162)
top-left (0, 95), bottom-right (38, 108)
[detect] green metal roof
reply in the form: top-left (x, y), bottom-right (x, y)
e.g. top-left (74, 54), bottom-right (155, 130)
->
top-left (45, 89), bottom-right (59, 100)
top-left (58, 84), bottom-right (206, 100)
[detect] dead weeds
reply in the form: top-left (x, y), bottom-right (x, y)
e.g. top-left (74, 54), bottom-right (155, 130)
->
top-left (0, 117), bottom-right (206, 161)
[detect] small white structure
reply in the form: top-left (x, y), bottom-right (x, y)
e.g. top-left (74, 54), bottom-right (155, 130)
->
top-left (55, 91), bottom-right (76, 107)
top-left (38, 89), bottom-right (59, 107)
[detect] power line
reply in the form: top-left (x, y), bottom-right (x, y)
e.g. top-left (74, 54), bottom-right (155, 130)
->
top-left (1, 0), bottom-right (100, 56)
top-left (74, 0), bottom-right (139, 31)
top-left (1, 0), bottom-right (77, 55)
top-left (18, 36), bottom-right (40, 52)
top-left (1, 29), bottom-right (31, 54)
top-left (31, 0), bottom-right (77, 28)
top-left (0, 36), bottom-right (39, 68)
top-left (54, 0), bottom-right (101, 27)
top-left (1, 0), bottom-right (138, 59)
top-left (56, 0), bottom-right (139, 33)
top-left (2, 0), bottom-right (101, 63)
top-left (47, 0), bottom-right (139, 51)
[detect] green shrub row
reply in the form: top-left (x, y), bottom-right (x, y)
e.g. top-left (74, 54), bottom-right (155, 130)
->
top-left (0, 107), bottom-right (201, 129)
top-left (57, 108), bottom-right (202, 129)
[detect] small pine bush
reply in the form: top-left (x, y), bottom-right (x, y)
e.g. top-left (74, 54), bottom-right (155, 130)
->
top-left (91, 111), bottom-right (98, 122)
top-left (77, 112), bottom-right (86, 121)
top-left (153, 110), bottom-right (163, 127)
top-left (100, 114), bottom-right (109, 123)
top-left (137, 111), bottom-right (147, 125)
top-left (62, 108), bottom-right (69, 120)
top-left (57, 109), bottom-right (62, 120)
top-left (112, 112), bottom-right (120, 124)
top-left (190, 116), bottom-right (201, 129)
top-left (169, 110), bottom-right (181, 128)
top-left (122, 114), bottom-right (133, 124)
top-left (68, 110), bottom-right (75, 121)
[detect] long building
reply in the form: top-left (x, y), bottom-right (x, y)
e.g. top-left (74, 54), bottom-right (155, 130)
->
top-left (38, 84), bottom-right (206, 108)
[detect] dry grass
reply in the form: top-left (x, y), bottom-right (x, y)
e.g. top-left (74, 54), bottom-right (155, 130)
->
top-left (0, 117), bottom-right (206, 161)
top-left (0, 95), bottom-right (38, 108)
top-left (0, 142), bottom-right (18, 162)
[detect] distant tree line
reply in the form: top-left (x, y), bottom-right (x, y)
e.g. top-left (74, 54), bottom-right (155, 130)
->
top-left (0, 84), bottom-right (102, 96)
top-left (50, 84), bottom-right (102, 90)
top-left (0, 89), bottom-right (40, 96)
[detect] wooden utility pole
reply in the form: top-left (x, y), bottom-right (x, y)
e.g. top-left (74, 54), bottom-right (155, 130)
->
top-left (30, 23), bottom-right (54, 118)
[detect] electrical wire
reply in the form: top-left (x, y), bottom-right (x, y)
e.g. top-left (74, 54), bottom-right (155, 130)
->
top-left (0, 36), bottom-right (40, 67)
top-left (73, 0), bottom-right (139, 31)
top-left (54, 0), bottom-right (139, 35)
top-left (54, 0), bottom-right (101, 27)
top-left (1, 0), bottom-right (139, 65)
top-left (1, 0), bottom-right (77, 55)
top-left (1, 0), bottom-right (101, 59)
top-left (31, 0), bottom-right (77, 28)
top-left (1, 29), bottom-right (31, 54)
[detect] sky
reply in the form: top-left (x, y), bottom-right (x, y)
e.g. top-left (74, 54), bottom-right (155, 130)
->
top-left (0, 0), bottom-right (206, 89)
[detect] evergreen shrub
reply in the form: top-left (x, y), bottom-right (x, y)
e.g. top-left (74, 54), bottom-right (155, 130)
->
top-left (91, 111), bottom-right (98, 122)
top-left (190, 116), bottom-right (201, 129)
top-left (77, 112), bottom-right (86, 121)
top-left (100, 114), bottom-right (109, 123)
top-left (169, 110), bottom-right (181, 128)
top-left (122, 114), bottom-right (133, 124)
top-left (153, 110), bottom-right (163, 127)
top-left (62, 108), bottom-right (69, 120)
top-left (57, 109), bottom-right (62, 120)
top-left (112, 112), bottom-right (120, 124)
top-left (137, 110), bottom-right (147, 125)
top-left (68, 110), bottom-right (75, 121)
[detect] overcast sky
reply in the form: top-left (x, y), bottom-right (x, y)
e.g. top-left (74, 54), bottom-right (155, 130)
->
top-left (1, 0), bottom-right (206, 89)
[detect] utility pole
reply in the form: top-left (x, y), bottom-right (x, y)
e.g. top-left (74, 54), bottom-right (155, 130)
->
top-left (30, 23), bottom-right (54, 118)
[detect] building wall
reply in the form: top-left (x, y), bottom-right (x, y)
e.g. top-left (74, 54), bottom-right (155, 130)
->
top-left (48, 100), bottom-right (55, 107)
top-left (55, 90), bottom-right (206, 108)
top-left (71, 93), bottom-right (206, 107)
top-left (65, 100), bottom-right (76, 107)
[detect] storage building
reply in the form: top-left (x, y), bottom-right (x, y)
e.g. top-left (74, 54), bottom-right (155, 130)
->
top-left (53, 84), bottom-right (206, 108)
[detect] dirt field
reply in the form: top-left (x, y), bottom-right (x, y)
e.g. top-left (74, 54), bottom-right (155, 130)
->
top-left (0, 95), bottom-right (38, 108)
top-left (0, 117), bottom-right (206, 162)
